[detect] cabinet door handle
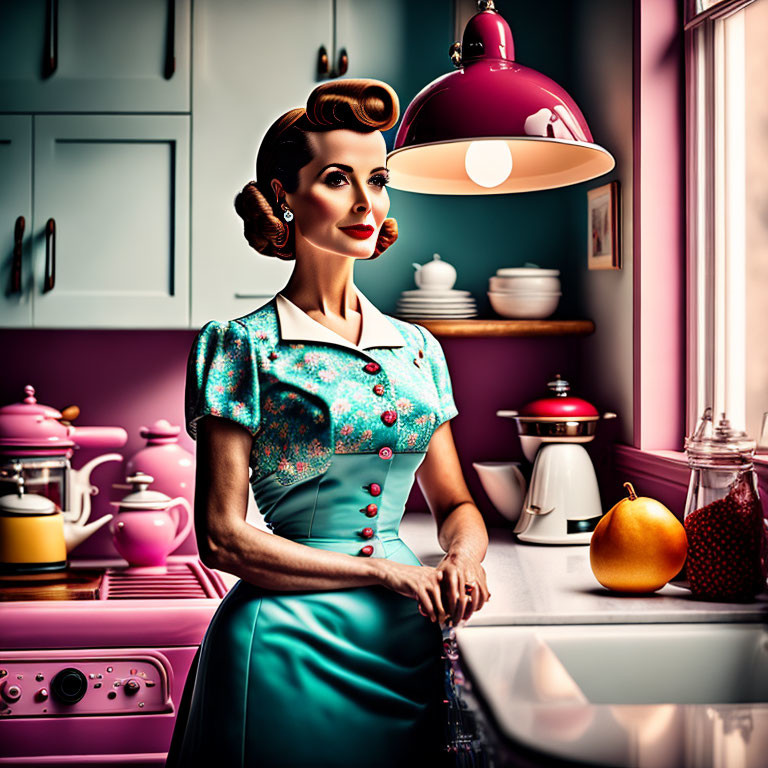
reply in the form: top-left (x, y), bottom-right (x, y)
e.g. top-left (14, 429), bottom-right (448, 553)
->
top-left (335, 47), bottom-right (348, 77)
top-left (317, 45), bottom-right (330, 78)
top-left (43, 0), bottom-right (59, 78)
top-left (44, 218), bottom-right (56, 293)
top-left (164, 0), bottom-right (176, 79)
top-left (11, 216), bottom-right (25, 294)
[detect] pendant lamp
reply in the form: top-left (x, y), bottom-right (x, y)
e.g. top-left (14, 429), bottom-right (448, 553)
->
top-left (387, 0), bottom-right (615, 194)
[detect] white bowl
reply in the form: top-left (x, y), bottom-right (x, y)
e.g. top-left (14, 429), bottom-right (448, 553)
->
top-left (488, 291), bottom-right (561, 319)
top-left (489, 275), bottom-right (561, 293)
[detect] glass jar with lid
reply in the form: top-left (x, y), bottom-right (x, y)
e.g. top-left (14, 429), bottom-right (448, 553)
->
top-left (683, 407), bottom-right (768, 600)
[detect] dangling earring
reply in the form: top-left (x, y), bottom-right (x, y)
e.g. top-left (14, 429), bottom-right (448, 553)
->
top-left (280, 202), bottom-right (294, 222)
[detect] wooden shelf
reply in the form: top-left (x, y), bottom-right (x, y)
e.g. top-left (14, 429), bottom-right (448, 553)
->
top-left (411, 318), bottom-right (595, 338)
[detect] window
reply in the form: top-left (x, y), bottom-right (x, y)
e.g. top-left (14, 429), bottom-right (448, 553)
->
top-left (686, 0), bottom-right (768, 443)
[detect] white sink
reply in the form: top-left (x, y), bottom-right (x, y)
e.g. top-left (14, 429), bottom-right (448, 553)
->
top-left (456, 623), bottom-right (768, 768)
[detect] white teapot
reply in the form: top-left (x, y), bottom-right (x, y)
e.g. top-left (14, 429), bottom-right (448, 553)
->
top-left (412, 253), bottom-right (457, 290)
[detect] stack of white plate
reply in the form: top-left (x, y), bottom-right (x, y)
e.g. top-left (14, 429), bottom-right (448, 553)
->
top-left (488, 267), bottom-right (561, 319)
top-left (395, 288), bottom-right (478, 319)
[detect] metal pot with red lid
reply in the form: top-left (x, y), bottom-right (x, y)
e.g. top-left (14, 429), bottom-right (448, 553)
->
top-left (0, 384), bottom-right (127, 527)
top-left (496, 375), bottom-right (617, 545)
top-left (497, 375), bottom-right (617, 463)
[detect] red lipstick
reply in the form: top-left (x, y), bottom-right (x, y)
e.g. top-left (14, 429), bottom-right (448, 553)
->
top-left (339, 225), bottom-right (374, 240)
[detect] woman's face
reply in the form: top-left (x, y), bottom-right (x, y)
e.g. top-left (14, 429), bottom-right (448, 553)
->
top-left (274, 128), bottom-right (390, 260)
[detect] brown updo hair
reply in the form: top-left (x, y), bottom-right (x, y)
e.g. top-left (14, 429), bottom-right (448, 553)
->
top-left (234, 79), bottom-right (400, 261)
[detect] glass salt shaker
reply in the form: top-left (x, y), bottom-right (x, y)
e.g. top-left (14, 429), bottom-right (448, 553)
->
top-left (683, 407), bottom-right (768, 600)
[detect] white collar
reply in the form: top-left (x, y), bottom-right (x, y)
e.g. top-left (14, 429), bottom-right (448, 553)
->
top-left (274, 288), bottom-right (405, 351)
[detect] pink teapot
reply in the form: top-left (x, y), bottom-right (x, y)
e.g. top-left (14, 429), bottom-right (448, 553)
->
top-left (109, 472), bottom-right (193, 573)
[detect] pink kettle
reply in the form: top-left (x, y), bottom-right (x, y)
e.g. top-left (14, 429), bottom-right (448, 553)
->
top-left (0, 385), bottom-right (127, 524)
top-left (110, 472), bottom-right (193, 573)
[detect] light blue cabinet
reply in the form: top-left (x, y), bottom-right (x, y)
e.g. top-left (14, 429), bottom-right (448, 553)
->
top-left (335, 0), bottom-right (443, 87)
top-left (2, 0), bottom-right (454, 328)
top-left (190, 0), bottom-right (334, 326)
top-left (31, 116), bottom-right (190, 328)
top-left (190, 0), bottom-right (453, 326)
top-left (0, 0), bottom-right (190, 113)
top-left (0, 117), bottom-right (33, 327)
top-left (0, 116), bottom-right (190, 328)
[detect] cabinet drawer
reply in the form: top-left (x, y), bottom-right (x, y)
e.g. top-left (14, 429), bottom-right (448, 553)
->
top-left (0, 0), bottom-right (190, 113)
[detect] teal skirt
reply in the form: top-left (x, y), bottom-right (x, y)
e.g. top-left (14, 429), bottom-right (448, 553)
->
top-left (168, 577), bottom-right (445, 767)
top-left (167, 455), bottom-right (449, 767)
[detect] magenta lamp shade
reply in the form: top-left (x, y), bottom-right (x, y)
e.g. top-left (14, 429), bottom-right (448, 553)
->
top-left (387, 2), bottom-right (615, 194)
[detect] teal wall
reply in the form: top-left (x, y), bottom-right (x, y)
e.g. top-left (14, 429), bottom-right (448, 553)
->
top-left (357, 0), bottom-right (607, 320)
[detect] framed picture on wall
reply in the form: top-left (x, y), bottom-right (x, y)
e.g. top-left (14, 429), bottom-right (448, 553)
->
top-left (587, 181), bottom-right (620, 270)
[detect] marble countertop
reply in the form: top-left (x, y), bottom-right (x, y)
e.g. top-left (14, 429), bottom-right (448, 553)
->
top-left (216, 510), bottom-right (767, 624)
top-left (410, 514), bottom-right (768, 768)
top-left (398, 512), bottom-right (768, 626)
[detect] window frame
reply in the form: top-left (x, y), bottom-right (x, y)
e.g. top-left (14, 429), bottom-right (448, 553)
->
top-left (685, 0), bottom-right (758, 436)
top-left (616, 0), bottom-right (768, 506)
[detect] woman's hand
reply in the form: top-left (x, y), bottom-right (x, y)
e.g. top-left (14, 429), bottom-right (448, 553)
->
top-left (436, 551), bottom-right (490, 625)
top-left (413, 421), bottom-right (490, 625)
top-left (376, 561), bottom-right (447, 623)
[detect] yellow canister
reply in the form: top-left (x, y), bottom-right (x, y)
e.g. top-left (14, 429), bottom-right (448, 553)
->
top-left (0, 490), bottom-right (68, 572)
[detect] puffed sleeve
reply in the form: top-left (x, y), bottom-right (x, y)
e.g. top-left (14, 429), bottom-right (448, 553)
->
top-left (416, 324), bottom-right (459, 426)
top-left (184, 320), bottom-right (261, 440)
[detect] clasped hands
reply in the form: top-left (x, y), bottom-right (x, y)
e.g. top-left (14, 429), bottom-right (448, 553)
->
top-left (419, 550), bottom-right (490, 626)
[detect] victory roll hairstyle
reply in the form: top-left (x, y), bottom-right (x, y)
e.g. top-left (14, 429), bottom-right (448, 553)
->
top-left (234, 79), bottom-right (400, 261)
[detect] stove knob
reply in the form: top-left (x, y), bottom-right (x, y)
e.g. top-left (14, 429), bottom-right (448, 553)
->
top-left (124, 679), bottom-right (141, 696)
top-left (51, 668), bottom-right (88, 704)
top-left (0, 681), bottom-right (22, 703)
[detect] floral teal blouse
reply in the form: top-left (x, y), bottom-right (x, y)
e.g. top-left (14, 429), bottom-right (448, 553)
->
top-left (185, 292), bottom-right (458, 487)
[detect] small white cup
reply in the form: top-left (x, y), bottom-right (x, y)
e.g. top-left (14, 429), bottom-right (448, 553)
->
top-left (473, 461), bottom-right (527, 524)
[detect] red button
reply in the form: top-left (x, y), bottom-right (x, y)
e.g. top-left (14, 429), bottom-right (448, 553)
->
top-left (378, 446), bottom-right (393, 460)
top-left (368, 483), bottom-right (381, 496)
top-left (361, 527), bottom-right (374, 539)
top-left (269, 351), bottom-right (279, 360)
top-left (363, 362), bottom-right (381, 374)
top-left (381, 410), bottom-right (397, 426)
top-left (373, 384), bottom-right (385, 396)
top-left (365, 503), bottom-right (378, 517)
top-left (360, 545), bottom-right (374, 556)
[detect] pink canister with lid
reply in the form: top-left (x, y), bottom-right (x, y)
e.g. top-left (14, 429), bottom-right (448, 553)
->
top-left (125, 419), bottom-right (196, 554)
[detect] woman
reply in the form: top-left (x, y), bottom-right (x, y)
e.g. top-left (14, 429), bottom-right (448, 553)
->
top-left (167, 78), bottom-right (490, 768)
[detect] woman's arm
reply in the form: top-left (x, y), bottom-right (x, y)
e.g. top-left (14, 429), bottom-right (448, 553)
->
top-left (194, 416), bottom-right (447, 619)
top-left (415, 420), bottom-right (491, 624)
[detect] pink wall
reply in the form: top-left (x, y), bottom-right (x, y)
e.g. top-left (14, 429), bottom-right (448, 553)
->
top-left (1, 329), bottom-right (198, 558)
top-left (0, 327), bottom-right (616, 558)
top-left (632, 0), bottom-right (686, 451)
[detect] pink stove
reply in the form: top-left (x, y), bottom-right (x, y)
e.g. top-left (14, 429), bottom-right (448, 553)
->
top-left (0, 556), bottom-right (229, 766)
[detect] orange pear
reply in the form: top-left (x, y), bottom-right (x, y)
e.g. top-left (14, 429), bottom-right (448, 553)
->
top-left (590, 482), bottom-right (688, 593)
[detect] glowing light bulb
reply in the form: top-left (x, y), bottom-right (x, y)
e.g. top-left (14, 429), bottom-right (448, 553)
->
top-left (464, 140), bottom-right (513, 188)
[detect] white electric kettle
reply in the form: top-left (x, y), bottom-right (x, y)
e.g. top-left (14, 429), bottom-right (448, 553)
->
top-left (497, 375), bottom-right (617, 545)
